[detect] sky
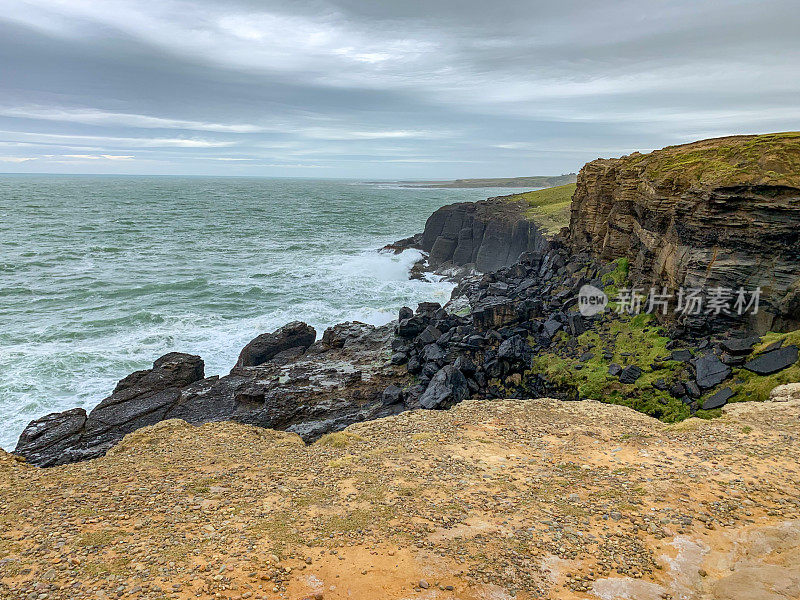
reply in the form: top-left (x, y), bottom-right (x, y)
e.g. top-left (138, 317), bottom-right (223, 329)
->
top-left (0, 0), bottom-right (798, 178)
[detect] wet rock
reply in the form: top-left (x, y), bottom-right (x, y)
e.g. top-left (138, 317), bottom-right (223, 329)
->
top-left (15, 353), bottom-right (205, 467)
top-left (237, 322), bottom-right (316, 367)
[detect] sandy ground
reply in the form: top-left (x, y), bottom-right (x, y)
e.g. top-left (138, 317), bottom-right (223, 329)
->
top-left (1, 398), bottom-right (799, 600)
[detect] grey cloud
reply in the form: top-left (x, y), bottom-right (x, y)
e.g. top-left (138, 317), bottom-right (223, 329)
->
top-left (0, 0), bottom-right (797, 177)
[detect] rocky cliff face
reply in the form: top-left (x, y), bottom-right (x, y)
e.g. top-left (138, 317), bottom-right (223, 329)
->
top-left (416, 197), bottom-right (550, 272)
top-left (569, 133), bottom-right (800, 333)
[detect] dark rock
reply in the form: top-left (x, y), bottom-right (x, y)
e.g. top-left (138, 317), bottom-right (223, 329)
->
top-left (406, 356), bottom-right (422, 374)
top-left (397, 316), bottom-right (426, 338)
top-left (542, 318), bottom-right (563, 340)
top-left (390, 352), bottom-right (408, 365)
top-left (719, 336), bottom-right (761, 355)
top-left (472, 297), bottom-right (519, 330)
top-left (417, 325), bottom-right (442, 346)
top-left (694, 354), bottom-right (731, 389)
top-left (418, 366), bottom-right (470, 409)
top-left (453, 355), bottom-right (477, 375)
top-left (619, 365), bottom-right (643, 384)
top-left (670, 382), bottom-right (686, 398)
top-left (422, 343), bottom-right (445, 363)
top-left (702, 387), bottom-right (734, 410)
top-left (579, 352), bottom-right (594, 362)
top-left (742, 345), bottom-right (799, 375)
top-left (608, 363), bottom-right (622, 377)
top-left (12, 408), bottom-right (87, 468)
top-left (382, 384), bottom-right (405, 406)
top-left (685, 380), bottom-right (701, 399)
top-left (498, 335), bottom-right (533, 365)
top-left (399, 306), bottom-right (414, 321)
top-left (653, 378), bottom-right (668, 391)
top-left (15, 353), bottom-right (205, 467)
top-left (670, 349), bottom-right (693, 362)
top-left (237, 322), bottom-right (316, 367)
top-left (567, 313), bottom-right (587, 336)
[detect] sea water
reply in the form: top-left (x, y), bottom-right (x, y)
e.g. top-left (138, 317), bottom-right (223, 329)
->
top-left (0, 175), bottom-right (513, 449)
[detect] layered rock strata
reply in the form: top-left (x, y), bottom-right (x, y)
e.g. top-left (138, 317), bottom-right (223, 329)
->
top-left (569, 133), bottom-right (800, 333)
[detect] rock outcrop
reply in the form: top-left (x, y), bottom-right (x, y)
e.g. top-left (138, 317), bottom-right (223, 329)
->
top-left (14, 352), bottom-right (205, 467)
top-left (569, 133), bottom-right (800, 333)
top-left (235, 321), bottom-right (316, 367)
top-left (393, 196), bottom-right (550, 273)
top-left (14, 322), bottom-right (406, 467)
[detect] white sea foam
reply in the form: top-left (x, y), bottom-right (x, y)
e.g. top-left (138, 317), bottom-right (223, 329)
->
top-left (0, 176), bottom-right (486, 450)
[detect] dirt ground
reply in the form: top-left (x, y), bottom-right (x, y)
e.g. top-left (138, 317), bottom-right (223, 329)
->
top-left (1, 397), bottom-right (799, 600)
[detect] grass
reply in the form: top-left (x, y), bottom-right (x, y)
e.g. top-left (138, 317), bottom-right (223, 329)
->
top-left (629, 132), bottom-right (800, 187)
top-left (526, 312), bottom-right (690, 422)
top-left (523, 259), bottom-right (693, 422)
top-left (503, 183), bottom-right (576, 234)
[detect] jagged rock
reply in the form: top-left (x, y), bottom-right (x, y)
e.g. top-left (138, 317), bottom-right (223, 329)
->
top-left (608, 363), bottom-right (622, 377)
top-left (397, 316), bottom-right (426, 338)
top-left (15, 353), bottom-right (205, 467)
top-left (236, 322), bottom-right (316, 367)
top-left (471, 297), bottom-right (518, 330)
top-left (694, 354), bottom-right (732, 389)
top-left (569, 133), bottom-right (800, 333)
top-left (453, 355), bottom-right (477, 376)
top-left (541, 318), bottom-right (562, 340)
top-left (743, 345), bottom-right (799, 375)
top-left (390, 351), bottom-right (408, 365)
top-left (702, 387), bottom-right (734, 410)
top-left (619, 365), bottom-right (643, 384)
top-left (321, 321), bottom-right (385, 351)
top-left (498, 335), bottom-right (533, 365)
top-left (12, 408), bottom-right (87, 468)
top-left (685, 380), bottom-right (701, 399)
top-left (419, 366), bottom-right (469, 409)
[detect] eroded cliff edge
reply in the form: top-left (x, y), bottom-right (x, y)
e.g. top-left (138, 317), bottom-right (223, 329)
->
top-left (569, 133), bottom-right (800, 333)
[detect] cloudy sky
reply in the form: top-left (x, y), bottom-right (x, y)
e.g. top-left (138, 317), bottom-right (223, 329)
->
top-left (0, 0), bottom-right (798, 178)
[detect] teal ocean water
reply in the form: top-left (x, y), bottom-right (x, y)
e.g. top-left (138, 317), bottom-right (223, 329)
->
top-left (0, 175), bottom-right (513, 450)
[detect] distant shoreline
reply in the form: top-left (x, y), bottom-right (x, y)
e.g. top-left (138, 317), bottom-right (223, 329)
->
top-left (365, 174), bottom-right (577, 189)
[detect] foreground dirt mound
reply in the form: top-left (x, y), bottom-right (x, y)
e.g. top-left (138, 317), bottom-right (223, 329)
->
top-left (1, 398), bottom-right (799, 600)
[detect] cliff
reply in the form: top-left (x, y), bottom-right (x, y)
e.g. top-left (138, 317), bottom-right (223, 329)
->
top-left (569, 132), bottom-right (800, 333)
top-left (414, 196), bottom-right (550, 272)
top-left (2, 398), bottom-right (799, 600)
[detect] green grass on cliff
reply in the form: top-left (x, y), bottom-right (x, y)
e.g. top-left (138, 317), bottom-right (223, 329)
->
top-left (503, 183), bottom-right (576, 234)
top-left (630, 132), bottom-right (800, 187)
top-left (526, 312), bottom-right (691, 423)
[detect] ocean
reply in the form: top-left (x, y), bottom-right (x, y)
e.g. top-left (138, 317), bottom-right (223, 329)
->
top-left (0, 175), bottom-right (514, 450)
